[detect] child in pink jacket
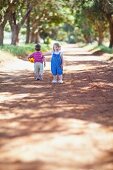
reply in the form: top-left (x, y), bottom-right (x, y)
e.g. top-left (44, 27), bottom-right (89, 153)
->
top-left (28, 44), bottom-right (46, 80)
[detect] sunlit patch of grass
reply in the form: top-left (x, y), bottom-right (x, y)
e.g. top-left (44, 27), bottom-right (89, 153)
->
top-left (99, 45), bottom-right (113, 54)
top-left (0, 45), bottom-right (27, 57)
top-left (80, 43), bottom-right (113, 54)
top-left (99, 45), bottom-right (113, 61)
top-left (90, 44), bottom-right (113, 54)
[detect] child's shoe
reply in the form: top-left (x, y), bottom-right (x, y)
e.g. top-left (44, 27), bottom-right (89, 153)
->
top-left (58, 80), bottom-right (63, 83)
top-left (35, 77), bottom-right (40, 80)
top-left (35, 75), bottom-right (40, 80)
top-left (52, 79), bottom-right (57, 83)
top-left (39, 75), bottom-right (43, 80)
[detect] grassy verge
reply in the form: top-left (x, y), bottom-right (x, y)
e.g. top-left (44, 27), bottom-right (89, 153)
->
top-left (82, 42), bottom-right (113, 53)
top-left (99, 45), bottom-right (113, 54)
top-left (83, 43), bottom-right (113, 59)
top-left (94, 45), bottom-right (113, 60)
top-left (0, 43), bottom-right (50, 58)
top-left (0, 43), bottom-right (113, 60)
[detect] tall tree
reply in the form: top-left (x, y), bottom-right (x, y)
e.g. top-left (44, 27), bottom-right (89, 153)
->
top-left (69, 0), bottom-right (113, 47)
top-left (0, 0), bottom-right (17, 45)
top-left (99, 0), bottom-right (113, 48)
top-left (9, 0), bottom-right (32, 45)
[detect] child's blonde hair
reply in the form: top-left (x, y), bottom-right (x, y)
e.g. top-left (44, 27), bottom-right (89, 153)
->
top-left (53, 43), bottom-right (61, 51)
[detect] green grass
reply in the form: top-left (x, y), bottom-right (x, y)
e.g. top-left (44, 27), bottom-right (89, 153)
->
top-left (99, 45), bottom-right (113, 54)
top-left (0, 43), bottom-right (113, 60)
top-left (0, 43), bottom-right (50, 57)
top-left (81, 42), bottom-right (113, 54)
top-left (95, 45), bottom-right (113, 60)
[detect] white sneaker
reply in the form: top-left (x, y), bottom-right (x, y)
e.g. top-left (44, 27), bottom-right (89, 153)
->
top-left (52, 79), bottom-right (57, 83)
top-left (58, 80), bottom-right (63, 83)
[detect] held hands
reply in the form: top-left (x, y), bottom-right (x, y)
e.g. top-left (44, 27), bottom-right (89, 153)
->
top-left (60, 64), bottom-right (63, 69)
top-left (44, 62), bottom-right (46, 67)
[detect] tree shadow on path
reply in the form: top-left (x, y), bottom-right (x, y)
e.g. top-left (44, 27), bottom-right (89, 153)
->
top-left (0, 47), bottom-right (113, 170)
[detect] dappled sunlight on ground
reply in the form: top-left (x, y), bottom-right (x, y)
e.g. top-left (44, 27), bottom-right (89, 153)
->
top-left (0, 92), bottom-right (30, 103)
top-left (0, 118), bottom-right (113, 170)
top-left (0, 44), bottom-right (113, 170)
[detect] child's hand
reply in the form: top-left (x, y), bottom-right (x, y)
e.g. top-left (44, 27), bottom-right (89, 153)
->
top-left (61, 64), bottom-right (63, 69)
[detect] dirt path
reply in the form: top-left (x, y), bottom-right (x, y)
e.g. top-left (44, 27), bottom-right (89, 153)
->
top-left (0, 44), bottom-right (113, 170)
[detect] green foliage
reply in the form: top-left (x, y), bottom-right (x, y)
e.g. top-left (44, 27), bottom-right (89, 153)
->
top-left (71, 0), bottom-right (109, 44)
top-left (29, 0), bottom-right (74, 42)
top-left (57, 29), bottom-right (68, 41)
top-left (0, 0), bottom-right (113, 45)
top-left (58, 24), bottom-right (77, 43)
top-left (44, 37), bottom-right (52, 44)
top-left (0, 45), bottom-right (27, 56)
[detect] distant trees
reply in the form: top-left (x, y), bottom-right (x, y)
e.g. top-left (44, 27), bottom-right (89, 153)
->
top-left (0, 0), bottom-right (113, 47)
top-left (71, 0), bottom-right (113, 47)
top-left (100, 0), bottom-right (113, 48)
top-left (9, 0), bottom-right (32, 45)
top-left (0, 0), bottom-right (70, 45)
top-left (0, 0), bottom-right (17, 45)
top-left (27, 0), bottom-right (69, 44)
top-left (0, 0), bottom-right (32, 45)
top-left (94, 0), bottom-right (113, 47)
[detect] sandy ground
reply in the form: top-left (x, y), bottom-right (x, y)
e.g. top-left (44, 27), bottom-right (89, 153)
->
top-left (0, 44), bottom-right (113, 170)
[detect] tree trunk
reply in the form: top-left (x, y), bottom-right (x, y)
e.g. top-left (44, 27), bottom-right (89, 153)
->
top-left (9, 5), bottom-right (32, 45)
top-left (0, 17), bottom-right (8, 45)
top-left (25, 15), bottom-right (30, 44)
top-left (83, 34), bottom-right (92, 43)
top-left (30, 30), bottom-right (35, 43)
top-left (109, 20), bottom-right (113, 48)
top-left (30, 29), bottom-right (41, 43)
top-left (0, 25), bottom-right (4, 45)
top-left (11, 25), bottom-right (19, 45)
top-left (0, 1), bottom-right (16, 45)
top-left (98, 29), bottom-right (104, 46)
top-left (82, 22), bottom-right (92, 43)
top-left (34, 32), bottom-right (41, 43)
top-left (107, 14), bottom-right (113, 48)
top-left (25, 1), bottom-right (31, 44)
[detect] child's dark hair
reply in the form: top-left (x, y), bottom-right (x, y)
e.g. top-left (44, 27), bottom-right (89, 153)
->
top-left (35, 44), bottom-right (41, 51)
